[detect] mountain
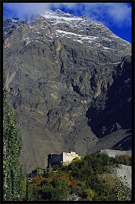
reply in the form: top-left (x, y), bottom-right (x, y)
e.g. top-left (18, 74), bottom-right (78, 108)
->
top-left (3, 9), bottom-right (132, 173)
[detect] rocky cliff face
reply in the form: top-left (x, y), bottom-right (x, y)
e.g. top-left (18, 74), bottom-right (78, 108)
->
top-left (3, 9), bottom-right (132, 173)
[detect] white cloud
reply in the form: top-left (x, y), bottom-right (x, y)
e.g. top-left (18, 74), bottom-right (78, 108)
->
top-left (4, 3), bottom-right (131, 27)
top-left (53, 3), bottom-right (77, 9)
top-left (77, 3), bottom-right (131, 27)
top-left (4, 3), bottom-right (52, 18)
top-left (107, 3), bottom-right (131, 27)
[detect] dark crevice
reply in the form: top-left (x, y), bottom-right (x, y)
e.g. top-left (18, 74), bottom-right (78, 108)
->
top-left (72, 84), bottom-right (84, 97)
top-left (60, 62), bottom-right (64, 74)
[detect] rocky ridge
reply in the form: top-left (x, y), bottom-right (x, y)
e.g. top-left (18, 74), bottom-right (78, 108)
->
top-left (3, 9), bottom-right (132, 173)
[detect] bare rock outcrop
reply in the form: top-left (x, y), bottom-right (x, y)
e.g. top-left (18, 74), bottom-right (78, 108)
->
top-left (3, 10), bottom-right (132, 173)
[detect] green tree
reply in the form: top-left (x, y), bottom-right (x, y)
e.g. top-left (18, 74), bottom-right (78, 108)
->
top-left (51, 178), bottom-right (70, 201)
top-left (115, 177), bottom-right (131, 201)
top-left (115, 155), bottom-right (131, 166)
top-left (79, 188), bottom-right (95, 201)
top-left (3, 83), bottom-right (23, 201)
top-left (22, 173), bottom-right (27, 200)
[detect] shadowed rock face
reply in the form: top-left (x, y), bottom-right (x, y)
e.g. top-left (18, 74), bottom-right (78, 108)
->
top-left (86, 55), bottom-right (132, 138)
top-left (3, 10), bottom-right (132, 173)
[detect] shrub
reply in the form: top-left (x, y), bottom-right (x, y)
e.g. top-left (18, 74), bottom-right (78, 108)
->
top-left (114, 177), bottom-right (131, 201)
top-left (50, 178), bottom-right (70, 201)
top-left (70, 180), bottom-right (77, 188)
top-left (115, 155), bottom-right (131, 165)
top-left (72, 157), bottom-right (81, 162)
top-left (78, 188), bottom-right (95, 201)
top-left (120, 154), bottom-right (131, 159)
top-left (30, 175), bottom-right (45, 186)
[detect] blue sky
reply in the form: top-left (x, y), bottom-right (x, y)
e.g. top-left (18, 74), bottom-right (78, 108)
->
top-left (3, 3), bottom-right (132, 43)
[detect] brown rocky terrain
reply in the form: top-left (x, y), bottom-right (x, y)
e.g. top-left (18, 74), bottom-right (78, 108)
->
top-left (3, 9), bottom-right (132, 173)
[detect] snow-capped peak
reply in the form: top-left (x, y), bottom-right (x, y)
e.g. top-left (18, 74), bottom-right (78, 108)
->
top-left (43, 9), bottom-right (74, 18)
top-left (42, 9), bottom-right (82, 22)
top-left (3, 9), bottom-right (130, 55)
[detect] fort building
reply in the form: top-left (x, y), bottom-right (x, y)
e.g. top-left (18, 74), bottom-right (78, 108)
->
top-left (48, 151), bottom-right (81, 168)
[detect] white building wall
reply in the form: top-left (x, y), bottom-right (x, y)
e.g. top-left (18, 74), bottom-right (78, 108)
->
top-left (62, 152), bottom-right (81, 164)
top-left (48, 151), bottom-right (81, 167)
top-left (100, 149), bottom-right (131, 158)
top-left (111, 164), bottom-right (131, 189)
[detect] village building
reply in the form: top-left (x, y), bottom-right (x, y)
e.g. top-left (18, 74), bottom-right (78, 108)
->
top-left (48, 151), bottom-right (81, 168)
top-left (99, 149), bottom-right (131, 158)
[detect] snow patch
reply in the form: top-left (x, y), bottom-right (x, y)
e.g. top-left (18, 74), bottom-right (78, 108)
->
top-left (56, 30), bottom-right (98, 41)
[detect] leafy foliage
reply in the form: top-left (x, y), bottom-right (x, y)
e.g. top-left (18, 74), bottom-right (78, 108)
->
top-left (115, 177), bottom-right (131, 201)
top-left (26, 152), bottom-right (131, 201)
top-left (115, 155), bottom-right (131, 165)
top-left (28, 172), bottom-right (70, 201)
top-left (3, 84), bottom-right (23, 201)
top-left (68, 152), bottom-right (114, 180)
top-left (78, 188), bottom-right (95, 201)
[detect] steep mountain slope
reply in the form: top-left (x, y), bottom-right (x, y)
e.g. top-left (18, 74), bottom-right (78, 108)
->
top-left (3, 9), bottom-right (132, 173)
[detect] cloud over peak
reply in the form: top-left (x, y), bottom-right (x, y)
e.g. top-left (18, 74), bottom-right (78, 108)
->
top-left (4, 3), bottom-right (131, 28)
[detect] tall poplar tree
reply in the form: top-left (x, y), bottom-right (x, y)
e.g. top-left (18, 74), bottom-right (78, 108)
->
top-left (3, 77), bottom-right (23, 201)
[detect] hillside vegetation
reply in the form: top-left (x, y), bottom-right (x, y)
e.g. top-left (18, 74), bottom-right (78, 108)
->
top-left (25, 152), bottom-right (131, 201)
